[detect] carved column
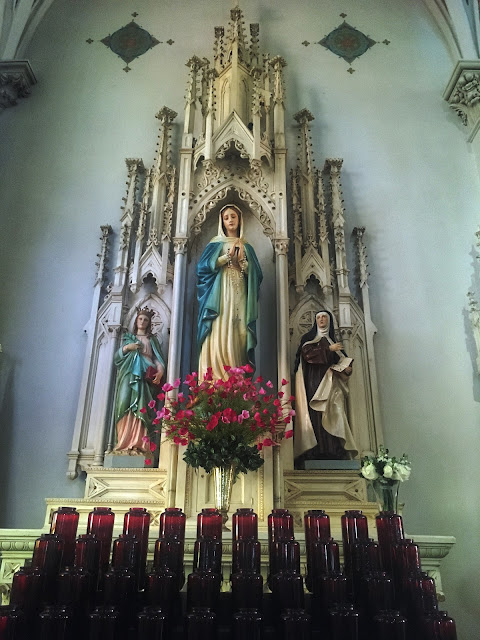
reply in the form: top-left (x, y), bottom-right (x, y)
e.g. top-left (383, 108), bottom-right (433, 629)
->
top-left (326, 158), bottom-right (352, 328)
top-left (113, 159), bottom-right (142, 289)
top-left (354, 227), bottom-right (383, 449)
top-left (68, 226), bottom-right (113, 478)
top-left (163, 237), bottom-right (188, 502)
top-left (130, 170), bottom-right (152, 293)
top-left (204, 68), bottom-right (217, 161)
top-left (274, 238), bottom-right (293, 484)
top-left (184, 56), bottom-right (204, 140)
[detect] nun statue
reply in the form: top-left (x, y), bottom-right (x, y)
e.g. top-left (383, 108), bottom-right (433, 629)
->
top-left (294, 310), bottom-right (358, 461)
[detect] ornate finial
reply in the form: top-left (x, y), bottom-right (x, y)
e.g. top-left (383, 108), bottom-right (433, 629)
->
top-left (155, 106), bottom-right (178, 123)
top-left (294, 108), bottom-right (314, 125)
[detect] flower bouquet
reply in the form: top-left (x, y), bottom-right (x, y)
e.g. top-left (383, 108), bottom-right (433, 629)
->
top-left (154, 364), bottom-right (294, 475)
top-left (361, 446), bottom-right (411, 512)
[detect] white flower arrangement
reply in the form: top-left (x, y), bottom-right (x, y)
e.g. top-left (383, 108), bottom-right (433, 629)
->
top-left (361, 446), bottom-right (411, 484)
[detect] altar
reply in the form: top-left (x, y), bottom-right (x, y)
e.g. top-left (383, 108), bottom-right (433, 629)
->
top-left (0, 2), bottom-right (456, 623)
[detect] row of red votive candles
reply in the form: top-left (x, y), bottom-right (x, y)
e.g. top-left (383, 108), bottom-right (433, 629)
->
top-left (0, 506), bottom-right (457, 640)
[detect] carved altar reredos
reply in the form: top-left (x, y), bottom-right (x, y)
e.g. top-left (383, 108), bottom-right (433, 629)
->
top-left (67, 5), bottom-right (384, 526)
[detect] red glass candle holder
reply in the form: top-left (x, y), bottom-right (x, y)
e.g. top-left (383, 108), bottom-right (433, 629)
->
top-left (103, 567), bottom-right (136, 621)
top-left (197, 509), bottom-right (222, 540)
top-left (304, 510), bottom-right (331, 546)
top-left (159, 507), bottom-right (186, 540)
top-left (313, 571), bottom-right (348, 607)
top-left (308, 539), bottom-right (339, 583)
top-left (153, 538), bottom-right (185, 589)
top-left (231, 572), bottom-right (263, 611)
top-left (32, 533), bottom-right (64, 576)
top-left (330, 604), bottom-right (360, 640)
top-left (10, 566), bottom-right (44, 619)
top-left (137, 605), bottom-right (167, 639)
top-left (187, 571), bottom-right (222, 612)
top-left (269, 540), bottom-right (300, 579)
top-left (50, 507), bottom-right (79, 568)
top-left (123, 507), bottom-right (150, 588)
top-left (145, 569), bottom-right (177, 614)
top-left (360, 571), bottom-right (394, 618)
top-left (89, 606), bottom-right (120, 640)
top-left (268, 509), bottom-right (294, 547)
top-left (57, 566), bottom-right (94, 614)
top-left (422, 610), bottom-right (457, 640)
top-left (74, 534), bottom-right (100, 576)
top-left (39, 605), bottom-right (73, 640)
top-left (233, 608), bottom-right (263, 640)
top-left (185, 607), bottom-right (217, 640)
top-left (232, 540), bottom-right (261, 575)
top-left (232, 509), bottom-right (258, 541)
top-left (0, 605), bottom-right (24, 640)
top-left (111, 534), bottom-right (140, 577)
top-left (376, 512), bottom-right (404, 573)
top-left (193, 539), bottom-right (222, 575)
top-left (373, 610), bottom-right (407, 640)
top-left (271, 572), bottom-right (305, 612)
top-left (392, 538), bottom-right (421, 608)
top-left (279, 609), bottom-right (311, 640)
top-left (341, 511), bottom-right (368, 576)
top-left (407, 571), bottom-right (438, 623)
top-left (87, 507), bottom-right (115, 575)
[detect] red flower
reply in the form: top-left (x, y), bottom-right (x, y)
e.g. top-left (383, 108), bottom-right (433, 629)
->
top-left (285, 430), bottom-right (293, 439)
top-left (262, 438), bottom-right (274, 447)
top-left (149, 442), bottom-right (157, 452)
top-left (156, 392), bottom-right (165, 401)
top-left (148, 399), bottom-right (156, 409)
top-left (281, 378), bottom-right (288, 386)
top-left (145, 459), bottom-right (152, 466)
top-left (257, 442), bottom-right (263, 451)
top-left (140, 407), bottom-right (147, 414)
top-left (243, 364), bottom-right (254, 373)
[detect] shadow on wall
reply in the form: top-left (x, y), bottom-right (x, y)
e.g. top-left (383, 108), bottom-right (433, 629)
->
top-left (0, 351), bottom-right (14, 523)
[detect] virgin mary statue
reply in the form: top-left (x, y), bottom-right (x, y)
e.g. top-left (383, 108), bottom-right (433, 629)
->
top-left (196, 205), bottom-right (263, 380)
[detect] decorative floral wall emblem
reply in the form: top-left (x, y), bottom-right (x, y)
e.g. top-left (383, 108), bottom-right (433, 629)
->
top-left (101, 21), bottom-right (160, 71)
top-left (319, 21), bottom-right (376, 64)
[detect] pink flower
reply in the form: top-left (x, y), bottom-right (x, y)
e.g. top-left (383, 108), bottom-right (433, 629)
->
top-left (142, 436), bottom-right (150, 443)
top-left (149, 442), bottom-right (157, 452)
top-left (289, 409), bottom-right (296, 416)
top-left (162, 382), bottom-right (173, 392)
top-left (273, 399), bottom-right (281, 406)
top-left (156, 392), bottom-right (165, 401)
top-left (152, 418), bottom-right (160, 425)
top-left (148, 399), bottom-right (156, 409)
top-left (289, 395), bottom-right (295, 402)
top-left (241, 410), bottom-right (250, 419)
top-left (266, 380), bottom-right (273, 388)
top-left (281, 378), bottom-right (288, 386)
top-left (140, 407), bottom-right (147, 414)
top-left (243, 364), bottom-right (254, 373)
top-left (145, 458), bottom-right (152, 466)
top-left (177, 392), bottom-right (185, 402)
top-left (173, 378), bottom-right (181, 388)
top-left (285, 430), bottom-right (293, 439)
top-left (259, 387), bottom-right (266, 395)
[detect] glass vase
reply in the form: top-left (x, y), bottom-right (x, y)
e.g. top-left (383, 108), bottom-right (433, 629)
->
top-left (212, 465), bottom-right (236, 530)
top-left (372, 479), bottom-right (400, 513)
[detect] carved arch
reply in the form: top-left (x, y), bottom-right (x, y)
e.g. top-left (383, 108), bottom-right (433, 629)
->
top-left (188, 179), bottom-right (276, 244)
